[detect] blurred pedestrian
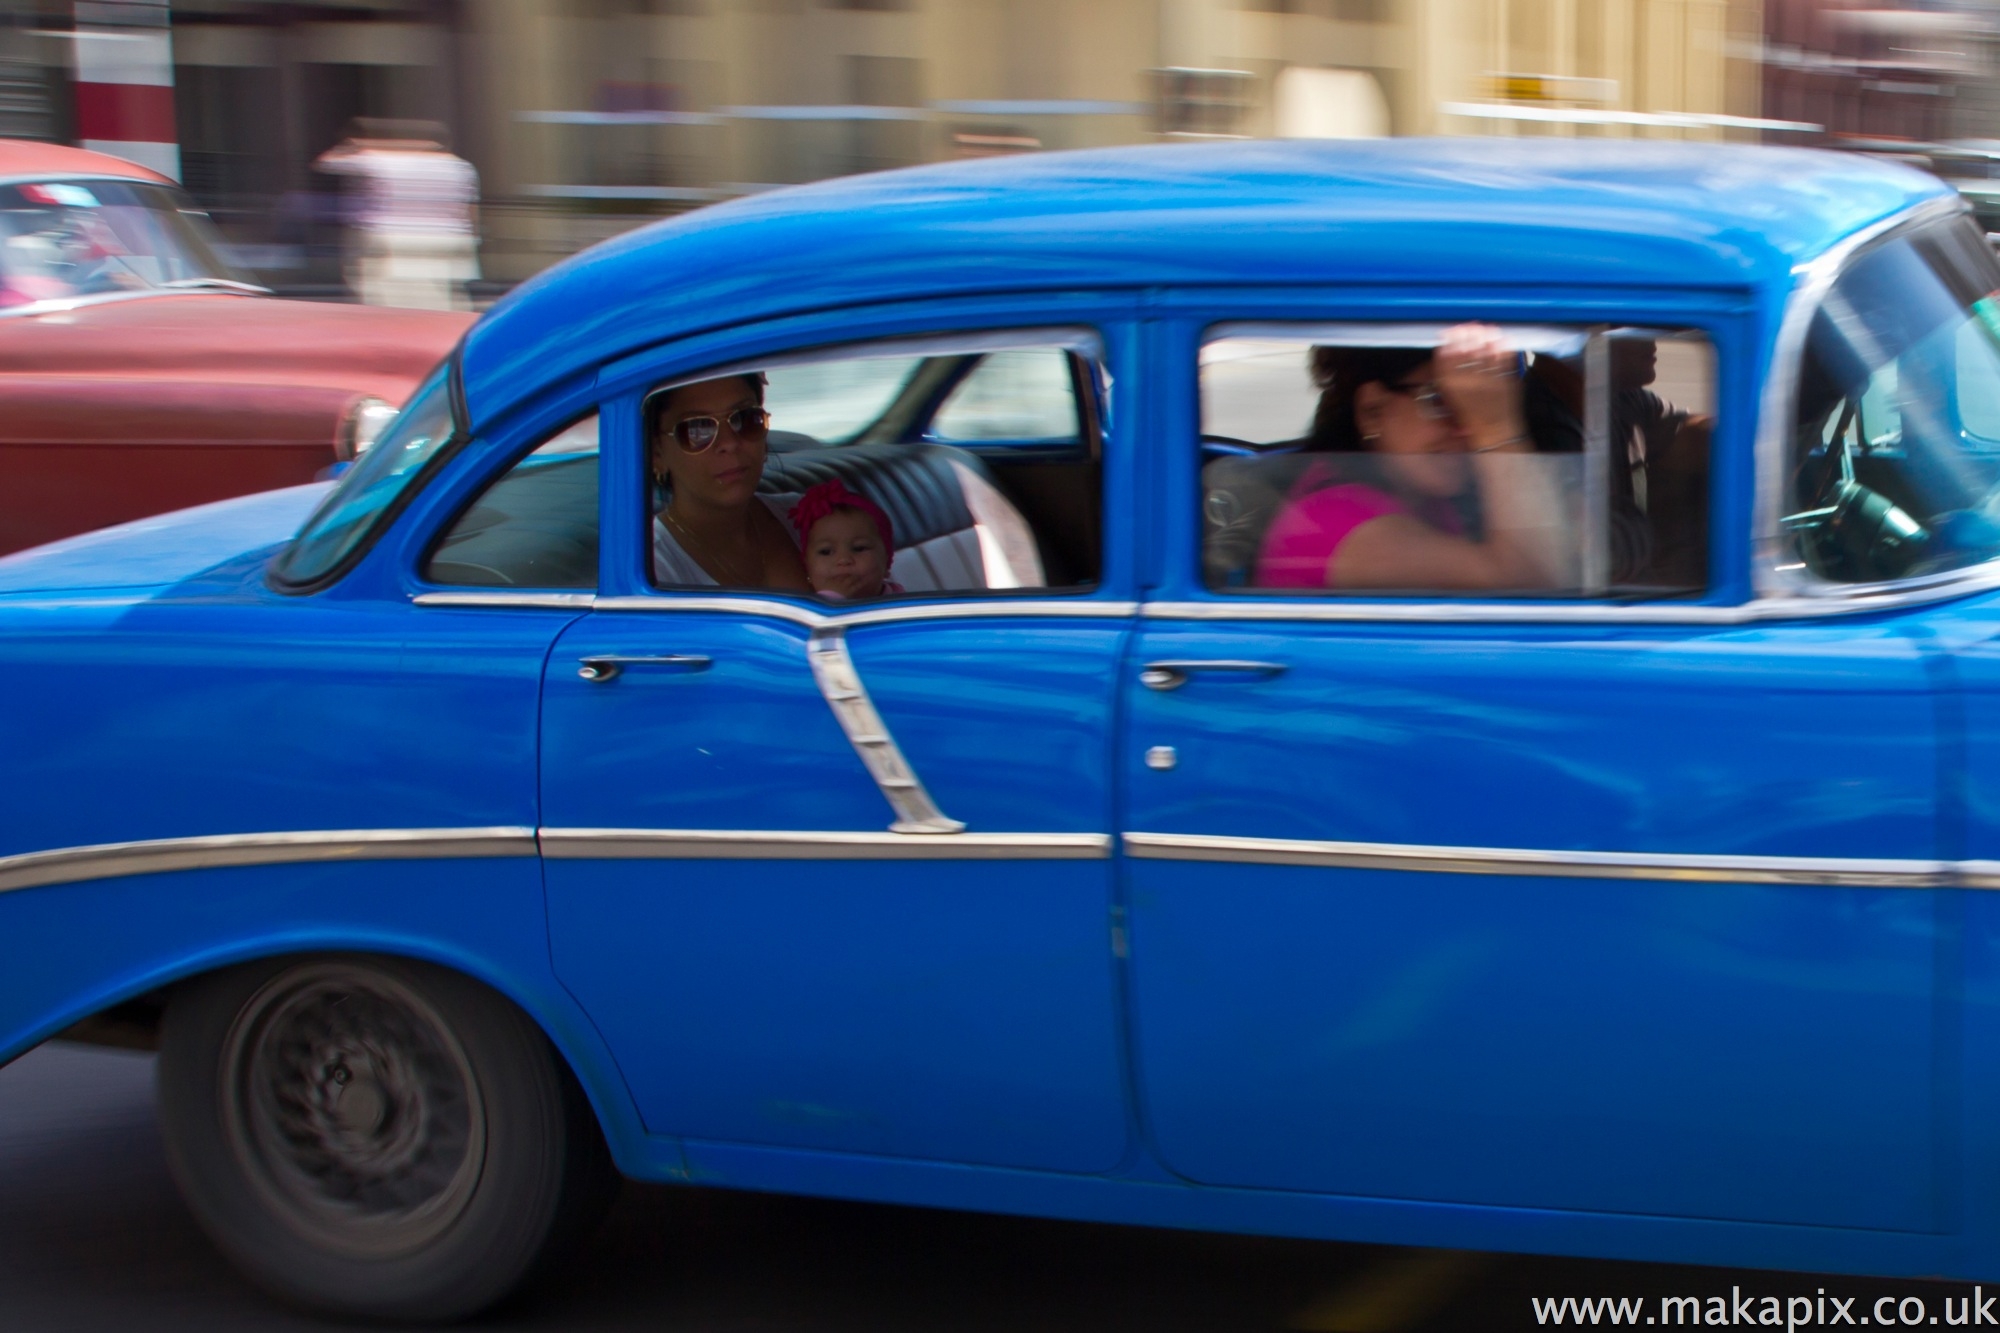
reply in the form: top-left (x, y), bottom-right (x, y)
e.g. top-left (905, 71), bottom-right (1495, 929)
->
top-left (314, 119), bottom-right (479, 311)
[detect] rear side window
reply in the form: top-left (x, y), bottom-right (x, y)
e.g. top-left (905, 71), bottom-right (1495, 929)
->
top-left (271, 366), bottom-right (458, 588)
top-left (425, 416), bottom-right (599, 589)
top-left (646, 331), bottom-right (1104, 597)
top-left (1199, 323), bottom-right (1714, 598)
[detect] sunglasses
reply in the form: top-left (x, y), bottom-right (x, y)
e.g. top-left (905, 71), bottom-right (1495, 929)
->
top-left (666, 406), bottom-right (770, 453)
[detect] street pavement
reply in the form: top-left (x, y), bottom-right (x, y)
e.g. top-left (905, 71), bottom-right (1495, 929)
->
top-left (0, 1040), bottom-right (1964, 1331)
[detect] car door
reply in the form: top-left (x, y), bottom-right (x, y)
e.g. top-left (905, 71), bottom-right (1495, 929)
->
top-left (540, 312), bottom-right (1138, 1173)
top-left (1120, 301), bottom-right (1948, 1233)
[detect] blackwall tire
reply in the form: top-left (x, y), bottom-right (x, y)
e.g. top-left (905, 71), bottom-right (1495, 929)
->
top-left (157, 954), bottom-right (616, 1323)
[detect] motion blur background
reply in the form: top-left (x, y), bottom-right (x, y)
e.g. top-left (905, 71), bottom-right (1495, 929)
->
top-left (0, 0), bottom-right (1992, 303)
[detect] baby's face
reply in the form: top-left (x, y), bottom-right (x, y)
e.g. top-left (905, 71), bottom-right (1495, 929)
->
top-left (804, 507), bottom-right (888, 599)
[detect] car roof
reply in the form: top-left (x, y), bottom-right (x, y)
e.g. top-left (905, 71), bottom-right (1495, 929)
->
top-left (462, 137), bottom-right (1950, 428)
top-left (0, 138), bottom-right (173, 186)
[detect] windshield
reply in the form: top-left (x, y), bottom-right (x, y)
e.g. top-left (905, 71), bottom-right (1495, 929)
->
top-left (270, 366), bottom-right (459, 588)
top-left (1788, 218), bottom-right (2000, 584)
top-left (0, 179), bottom-right (248, 309)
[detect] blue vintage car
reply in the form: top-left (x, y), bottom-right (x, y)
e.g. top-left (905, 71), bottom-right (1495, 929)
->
top-left (3, 137), bottom-right (1997, 1317)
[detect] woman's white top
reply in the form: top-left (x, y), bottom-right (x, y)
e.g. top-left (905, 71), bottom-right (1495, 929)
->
top-left (651, 494), bottom-right (799, 586)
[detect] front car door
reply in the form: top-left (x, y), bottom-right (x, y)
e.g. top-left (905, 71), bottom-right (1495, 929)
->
top-left (538, 307), bottom-right (1140, 1174)
top-left (1122, 285), bottom-right (1950, 1232)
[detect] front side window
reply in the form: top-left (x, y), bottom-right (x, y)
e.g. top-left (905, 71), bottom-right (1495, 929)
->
top-left (1200, 322), bottom-right (1714, 598)
top-left (1788, 219), bottom-right (2000, 584)
top-left (645, 333), bottom-right (1103, 599)
top-left (271, 367), bottom-right (458, 588)
top-left (425, 416), bottom-right (599, 588)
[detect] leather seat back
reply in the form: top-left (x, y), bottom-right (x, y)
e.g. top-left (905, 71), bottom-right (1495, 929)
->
top-left (761, 442), bottom-right (1044, 591)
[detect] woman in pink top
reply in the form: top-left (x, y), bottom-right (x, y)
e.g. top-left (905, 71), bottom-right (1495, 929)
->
top-left (1256, 323), bottom-right (1567, 593)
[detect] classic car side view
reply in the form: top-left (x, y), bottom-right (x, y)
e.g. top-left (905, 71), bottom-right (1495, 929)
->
top-left (6, 137), bottom-right (2000, 1319)
top-left (0, 139), bottom-right (470, 556)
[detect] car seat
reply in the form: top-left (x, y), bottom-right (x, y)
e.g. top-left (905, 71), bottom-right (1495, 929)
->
top-left (761, 442), bottom-right (1045, 591)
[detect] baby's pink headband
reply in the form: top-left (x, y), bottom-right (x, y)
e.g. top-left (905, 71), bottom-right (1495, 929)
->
top-left (791, 479), bottom-right (895, 559)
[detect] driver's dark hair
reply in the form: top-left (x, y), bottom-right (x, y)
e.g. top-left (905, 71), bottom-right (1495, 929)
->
top-left (1306, 345), bottom-right (1435, 452)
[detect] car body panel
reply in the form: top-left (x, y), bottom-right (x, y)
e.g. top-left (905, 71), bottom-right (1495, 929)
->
top-left (11, 139), bottom-right (2000, 1284)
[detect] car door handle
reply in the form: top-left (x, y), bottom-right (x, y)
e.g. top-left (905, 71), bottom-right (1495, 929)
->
top-left (577, 654), bottom-right (712, 682)
top-left (1139, 660), bottom-right (1288, 691)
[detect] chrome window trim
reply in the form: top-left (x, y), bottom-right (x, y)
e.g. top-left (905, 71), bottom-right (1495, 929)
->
top-left (412, 592), bottom-right (1139, 625)
top-left (1753, 193), bottom-right (1979, 604)
top-left (1124, 832), bottom-right (1955, 888)
top-left (1139, 572), bottom-right (2000, 624)
top-left (540, 828), bottom-right (1112, 859)
top-left (414, 591), bottom-right (598, 609)
top-left (589, 594), bottom-right (1139, 629)
top-left (0, 827), bottom-right (537, 895)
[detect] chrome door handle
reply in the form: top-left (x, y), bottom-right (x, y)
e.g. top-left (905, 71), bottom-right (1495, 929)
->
top-left (1139, 660), bottom-right (1288, 691)
top-left (577, 654), bottom-right (712, 682)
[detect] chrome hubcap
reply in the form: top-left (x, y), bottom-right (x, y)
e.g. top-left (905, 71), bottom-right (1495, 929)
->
top-left (223, 965), bottom-right (485, 1257)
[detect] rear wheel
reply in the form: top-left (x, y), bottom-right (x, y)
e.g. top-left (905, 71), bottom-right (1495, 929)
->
top-left (158, 955), bottom-right (615, 1322)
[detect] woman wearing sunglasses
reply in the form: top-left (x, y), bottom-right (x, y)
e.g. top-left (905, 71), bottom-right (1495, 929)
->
top-left (1254, 323), bottom-right (1569, 592)
top-left (650, 374), bottom-right (813, 591)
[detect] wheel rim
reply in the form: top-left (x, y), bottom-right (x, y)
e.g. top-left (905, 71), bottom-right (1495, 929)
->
top-left (221, 962), bottom-right (486, 1258)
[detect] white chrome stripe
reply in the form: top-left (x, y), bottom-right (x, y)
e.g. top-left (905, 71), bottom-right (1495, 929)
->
top-left (1123, 832), bottom-right (1953, 888)
top-left (0, 827), bottom-right (538, 894)
top-left (413, 591), bottom-right (597, 609)
top-left (540, 828), bottom-right (1111, 859)
top-left (807, 628), bottom-right (965, 833)
top-left (1138, 576), bottom-right (2000, 624)
top-left (589, 595), bottom-right (1136, 629)
top-left (411, 593), bottom-right (1138, 625)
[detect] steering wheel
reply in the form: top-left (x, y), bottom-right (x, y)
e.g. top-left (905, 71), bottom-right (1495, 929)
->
top-left (1783, 405), bottom-right (1928, 581)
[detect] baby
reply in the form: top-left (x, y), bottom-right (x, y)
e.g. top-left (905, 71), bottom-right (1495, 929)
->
top-left (791, 479), bottom-right (903, 600)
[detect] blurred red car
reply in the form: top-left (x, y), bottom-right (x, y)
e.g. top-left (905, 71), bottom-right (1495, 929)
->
top-left (0, 140), bottom-right (472, 556)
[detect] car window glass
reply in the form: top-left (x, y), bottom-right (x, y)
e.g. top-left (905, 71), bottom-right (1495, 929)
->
top-left (931, 349), bottom-right (1080, 442)
top-left (1956, 322), bottom-right (2000, 443)
top-left (1789, 218), bottom-right (2000, 584)
top-left (0, 180), bottom-right (242, 305)
top-left (271, 366), bottom-right (458, 587)
top-left (764, 356), bottom-right (924, 444)
top-left (425, 416), bottom-right (599, 589)
top-left (647, 334), bottom-right (1102, 598)
top-left (1200, 323), bottom-right (1714, 599)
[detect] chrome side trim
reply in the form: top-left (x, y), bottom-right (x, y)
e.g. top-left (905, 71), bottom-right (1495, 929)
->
top-left (1123, 831), bottom-right (1952, 888)
top-left (589, 595), bottom-right (1137, 629)
top-left (413, 591), bottom-right (598, 609)
top-left (541, 828), bottom-right (1111, 859)
top-left (807, 627), bottom-right (966, 833)
top-left (0, 827), bottom-right (538, 895)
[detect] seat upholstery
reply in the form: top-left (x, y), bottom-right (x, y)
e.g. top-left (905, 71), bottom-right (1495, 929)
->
top-left (761, 442), bottom-right (1044, 591)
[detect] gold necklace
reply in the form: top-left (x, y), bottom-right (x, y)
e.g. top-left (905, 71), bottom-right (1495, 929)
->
top-left (663, 507), bottom-right (760, 587)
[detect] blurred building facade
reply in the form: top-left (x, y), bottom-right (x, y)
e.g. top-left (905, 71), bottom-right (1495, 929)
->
top-left (16, 0), bottom-right (1954, 291)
